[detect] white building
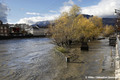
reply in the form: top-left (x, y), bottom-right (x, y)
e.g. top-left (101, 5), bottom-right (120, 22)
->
top-left (31, 26), bottom-right (48, 36)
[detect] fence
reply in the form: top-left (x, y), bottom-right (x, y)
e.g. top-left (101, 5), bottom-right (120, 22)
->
top-left (115, 35), bottom-right (120, 80)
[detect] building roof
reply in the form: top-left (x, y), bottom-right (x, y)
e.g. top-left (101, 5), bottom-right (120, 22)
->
top-left (0, 20), bottom-right (3, 25)
top-left (32, 26), bottom-right (39, 29)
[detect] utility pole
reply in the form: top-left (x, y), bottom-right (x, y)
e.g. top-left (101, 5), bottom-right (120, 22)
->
top-left (115, 9), bottom-right (120, 35)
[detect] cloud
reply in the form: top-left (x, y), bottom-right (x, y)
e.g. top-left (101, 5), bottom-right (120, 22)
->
top-left (82, 0), bottom-right (120, 18)
top-left (49, 10), bottom-right (57, 13)
top-left (64, 0), bottom-right (74, 5)
top-left (26, 12), bottom-right (40, 16)
top-left (59, 0), bottom-right (74, 13)
top-left (0, 3), bottom-right (8, 23)
top-left (60, 6), bottom-right (72, 13)
top-left (17, 0), bottom-right (75, 24)
top-left (17, 14), bottom-right (59, 25)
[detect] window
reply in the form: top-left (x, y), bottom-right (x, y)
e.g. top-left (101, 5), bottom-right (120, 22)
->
top-left (4, 30), bottom-right (7, 33)
top-left (0, 34), bottom-right (4, 36)
top-left (1, 30), bottom-right (3, 33)
top-left (4, 27), bottom-right (7, 29)
top-left (5, 34), bottom-right (8, 36)
top-left (1, 27), bottom-right (3, 29)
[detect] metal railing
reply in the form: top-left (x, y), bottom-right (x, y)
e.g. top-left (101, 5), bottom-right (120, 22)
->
top-left (115, 35), bottom-right (120, 80)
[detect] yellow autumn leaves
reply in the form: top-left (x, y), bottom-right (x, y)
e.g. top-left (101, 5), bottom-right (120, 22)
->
top-left (103, 25), bottom-right (115, 37)
top-left (49, 5), bottom-right (114, 46)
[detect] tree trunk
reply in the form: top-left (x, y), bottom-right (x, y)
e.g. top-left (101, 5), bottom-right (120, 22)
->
top-left (81, 42), bottom-right (89, 51)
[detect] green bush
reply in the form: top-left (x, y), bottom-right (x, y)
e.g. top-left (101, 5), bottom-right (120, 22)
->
top-left (56, 46), bottom-right (68, 53)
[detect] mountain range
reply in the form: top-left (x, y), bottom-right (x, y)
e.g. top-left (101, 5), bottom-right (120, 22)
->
top-left (32, 16), bottom-right (116, 27)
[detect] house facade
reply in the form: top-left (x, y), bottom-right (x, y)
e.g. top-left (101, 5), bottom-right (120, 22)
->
top-left (9, 24), bottom-right (33, 36)
top-left (31, 26), bottom-right (48, 36)
top-left (0, 20), bottom-right (9, 36)
top-left (9, 27), bottom-right (23, 36)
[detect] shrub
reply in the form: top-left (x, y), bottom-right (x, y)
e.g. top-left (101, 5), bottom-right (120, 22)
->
top-left (56, 46), bottom-right (68, 53)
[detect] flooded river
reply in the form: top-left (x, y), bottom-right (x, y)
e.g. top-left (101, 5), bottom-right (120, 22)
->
top-left (0, 38), bottom-right (115, 80)
top-left (0, 38), bottom-right (66, 80)
top-left (60, 38), bottom-right (115, 80)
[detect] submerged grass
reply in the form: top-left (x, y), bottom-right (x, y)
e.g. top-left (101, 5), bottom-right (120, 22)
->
top-left (56, 46), bottom-right (69, 53)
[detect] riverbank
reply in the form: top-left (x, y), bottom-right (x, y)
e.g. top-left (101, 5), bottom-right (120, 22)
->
top-left (0, 35), bottom-right (47, 40)
top-left (55, 38), bottom-right (115, 80)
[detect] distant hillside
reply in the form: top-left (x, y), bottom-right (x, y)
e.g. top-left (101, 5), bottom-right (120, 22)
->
top-left (32, 16), bottom-right (117, 27)
top-left (32, 21), bottom-right (52, 27)
top-left (102, 18), bottom-right (116, 26)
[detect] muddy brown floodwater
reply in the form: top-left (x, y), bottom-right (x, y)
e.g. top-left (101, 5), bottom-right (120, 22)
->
top-left (57, 38), bottom-right (115, 80)
top-left (0, 38), bottom-right (115, 80)
top-left (0, 38), bottom-right (66, 80)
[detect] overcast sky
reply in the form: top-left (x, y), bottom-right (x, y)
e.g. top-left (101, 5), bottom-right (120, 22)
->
top-left (0, 0), bottom-right (120, 24)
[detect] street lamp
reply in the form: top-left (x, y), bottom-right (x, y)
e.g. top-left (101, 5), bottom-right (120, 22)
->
top-left (115, 9), bottom-right (120, 35)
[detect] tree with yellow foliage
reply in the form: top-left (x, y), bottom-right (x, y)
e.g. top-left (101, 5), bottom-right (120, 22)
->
top-left (73, 15), bottom-right (99, 42)
top-left (49, 12), bottom-right (72, 46)
top-left (103, 25), bottom-right (115, 37)
top-left (89, 16), bottom-right (103, 38)
top-left (49, 5), bottom-right (81, 46)
top-left (49, 5), bottom-right (103, 46)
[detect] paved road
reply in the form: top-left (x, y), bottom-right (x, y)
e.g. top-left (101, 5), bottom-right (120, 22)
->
top-left (0, 38), bottom-right (66, 80)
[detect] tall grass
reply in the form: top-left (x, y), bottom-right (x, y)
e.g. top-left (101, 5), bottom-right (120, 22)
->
top-left (56, 46), bottom-right (68, 53)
